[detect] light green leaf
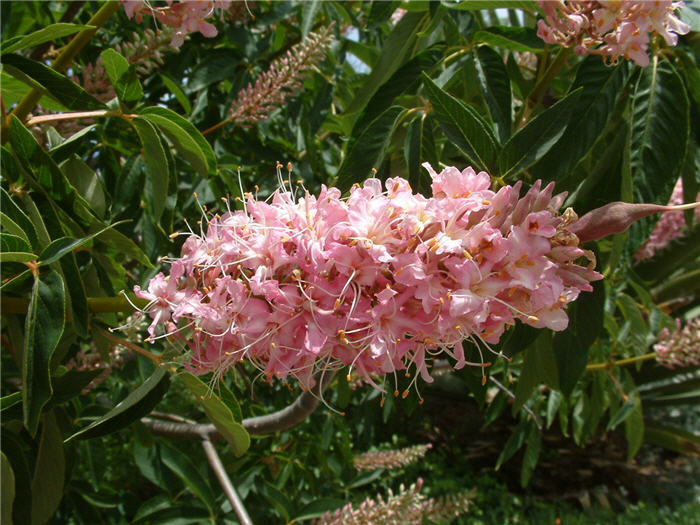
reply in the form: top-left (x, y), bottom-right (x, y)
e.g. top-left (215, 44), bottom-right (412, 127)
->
top-left (473, 26), bottom-right (544, 53)
top-left (132, 118), bottom-right (169, 222)
top-left (23, 270), bottom-right (65, 436)
top-left (444, 0), bottom-right (540, 11)
top-left (624, 396), bottom-right (644, 461)
top-left (60, 156), bottom-right (107, 218)
top-left (1, 23), bottom-right (94, 55)
top-left (160, 74), bottom-right (192, 114)
top-left (0, 72), bottom-right (70, 112)
top-left (100, 48), bottom-right (143, 105)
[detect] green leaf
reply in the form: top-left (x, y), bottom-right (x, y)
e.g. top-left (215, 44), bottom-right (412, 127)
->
top-left (1, 23), bottom-right (93, 55)
top-left (2, 54), bottom-right (107, 111)
top-left (160, 74), bottom-right (192, 114)
top-left (498, 88), bottom-right (582, 179)
top-left (100, 48), bottom-right (143, 105)
top-left (1, 392), bottom-right (22, 412)
top-left (644, 423), bottom-right (700, 456)
top-left (1, 452), bottom-right (14, 525)
top-left (49, 125), bottom-right (97, 164)
top-left (177, 373), bottom-right (250, 456)
top-left (66, 365), bottom-right (170, 442)
top-left (37, 221), bottom-right (123, 267)
top-left (533, 57), bottom-right (627, 185)
top-left (0, 71), bottom-right (70, 112)
top-left (131, 118), bottom-right (169, 223)
top-left (474, 45), bottom-right (512, 143)
top-left (495, 419), bottom-right (529, 471)
top-left (159, 441), bottom-right (216, 514)
top-left (60, 156), bottom-right (107, 218)
top-left (1, 432), bottom-right (32, 525)
top-left (616, 292), bottom-right (650, 352)
top-left (30, 411), bottom-right (65, 525)
top-left (352, 43), bottom-right (446, 137)
top-left (347, 11), bottom-right (428, 114)
top-left (23, 270), bottom-right (65, 436)
top-left (422, 73), bottom-right (498, 172)
top-left (0, 213), bottom-right (31, 247)
top-left (132, 505), bottom-right (211, 525)
top-left (0, 251), bottom-right (36, 263)
top-left (520, 423), bottom-right (542, 487)
top-left (1, 232), bottom-right (32, 254)
top-left (404, 115), bottom-right (436, 196)
top-left (607, 398), bottom-right (636, 431)
top-left (294, 498), bottom-right (346, 521)
top-left (553, 280), bottom-right (605, 396)
top-left (627, 58), bottom-right (689, 255)
top-left (513, 332), bottom-right (558, 414)
top-left (217, 381), bottom-right (243, 423)
top-left (445, 1), bottom-right (539, 11)
top-left (335, 106), bottom-right (404, 192)
top-left (623, 396), bottom-right (644, 461)
top-left (473, 26), bottom-right (544, 53)
top-left (301, 0), bottom-right (322, 37)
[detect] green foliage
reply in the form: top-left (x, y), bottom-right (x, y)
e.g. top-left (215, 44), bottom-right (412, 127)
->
top-left (0, 1), bottom-right (698, 523)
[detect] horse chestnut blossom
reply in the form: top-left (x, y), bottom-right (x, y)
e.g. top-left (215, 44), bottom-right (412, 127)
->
top-left (135, 164), bottom-right (602, 395)
top-left (536, 1), bottom-right (690, 66)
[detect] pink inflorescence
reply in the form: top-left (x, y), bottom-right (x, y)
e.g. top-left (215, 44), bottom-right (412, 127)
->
top-left (536, 1), bottom-right (690, 67)
top-left (654, 317), bottom-right (700, 369)
top-left (135, 164), bottom-right (602, 392)
top-left (121, 1), bottom-right (233, 48)
top-left (636, 178), bottom-right (700, 260)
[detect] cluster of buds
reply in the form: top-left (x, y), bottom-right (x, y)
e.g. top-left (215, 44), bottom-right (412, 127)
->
top-left (135, 163), bottom-right (602, 395)
top-left (315, 478), bottom-right (474, 525)
top-left (229, 26), bottom-right (334, 125)
top-left (636, 178), bottom-right (700, 260)
top-left (65, 346), bottom-right (127, 394)
top-left (536, 1), bottom-right (690, 66)
top-left (353, 443), bottom-right (433, 471)
top-left (654, 317), bottom-right (700, 369)
top-left (121, 0), bottom-right (234, 48)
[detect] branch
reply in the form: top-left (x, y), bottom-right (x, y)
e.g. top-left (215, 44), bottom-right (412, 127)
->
top-left (142, 369), bottom-right (337, 438)
top-left (202, 439), bottom-right (253, 525)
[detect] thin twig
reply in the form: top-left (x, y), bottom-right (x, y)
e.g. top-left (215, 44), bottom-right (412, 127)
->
top-left (202, 439), bottom-right (253, 525)
top-left (490, 376), bottom-right (542, 429)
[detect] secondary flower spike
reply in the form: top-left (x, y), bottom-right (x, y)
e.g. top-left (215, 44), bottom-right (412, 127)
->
top-left (135, 165), bottom-right (603, 393)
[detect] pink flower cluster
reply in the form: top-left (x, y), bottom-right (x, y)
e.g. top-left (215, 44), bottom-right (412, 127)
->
top-left (121, 1), bottom-right (232, 48)
top-left (536, 1), bottom-right (690, 66)
top-left (135, 164), bottom-right (602, 392)
top-left (636, 178), bottom-right (700, 260)
top-left (654, 317), bottom-right (700, 369)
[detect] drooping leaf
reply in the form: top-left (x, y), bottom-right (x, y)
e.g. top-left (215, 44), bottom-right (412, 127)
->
top-left (139, 106), bottom-right (215, 177)
top-left (473, 26), bottom-right (544, 53)
top-left (100, 48), bottom-right (143, 105)
top-left (1, 23), bottom-right (93, 55)
top-left (66, 365), bottom-right (170, 442)
top-left (623, 395), bottom-right (644, 461)
top-left (335, 106), bottom-right (404, 192)
top-left (498, 88), bottom-right (582, 179)
top-left (404, 114), bottom-right (438, 196)
top-left (131, 118), bottom-right (169, 223)
top-left (159, 441), bottom-right (216, 514)
top-left (23, 270), bottom-right (65, 436)
top-left (644, 423), bottom-right (700, 457)
top-left (160, 74), bottom-right (192, 114)
top-left (2, 54), bottom-right (107, 111)
top-left (422, 73), bottom-right (498, 173)
top-left (474, 44), bottom-right (512, 143)
top-left (177, 373), bottom-right (250, 457)
top-left (30, 411), bottom-right (65, 525)
top-left (495, 419), bottom-right (530, 471)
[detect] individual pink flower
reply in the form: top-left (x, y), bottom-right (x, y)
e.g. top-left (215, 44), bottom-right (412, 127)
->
top-left (136, 164), bottom-right (603, 395)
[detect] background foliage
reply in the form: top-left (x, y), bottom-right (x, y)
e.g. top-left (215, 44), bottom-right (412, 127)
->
top-left (1, 1), bottom-right (699, 523)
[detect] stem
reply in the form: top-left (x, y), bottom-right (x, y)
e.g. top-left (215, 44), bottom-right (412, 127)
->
top-left (1, 294), bottom-right (148, 314)
top-left (517, 47), bottom-right (572, 126)
top-left (142, 369), bottom-right (337, 438)
top-left (25, 110), bottom-right (130, 126)
top-left (586, 352), bottom-right (657, 371)
top-left (201, 118), bottom-right (233, 136)
top-left (96, 327), bottom-right (162, 365)
top-left (201, 439), bottom-right (253, 525)
top-left (4, 1), bottom-right (120, 137)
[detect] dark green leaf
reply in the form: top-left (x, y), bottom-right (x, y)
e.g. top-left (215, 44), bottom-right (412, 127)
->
top-left (1, 392), bottom-right (22, 412)
top-left (0, 432), bottom-right (32, 525)
top-left (513, 332), bottom-right (558, 414)
top-left (132, 118), bottom-right (169, 222)
top-left (553, 280), bottom-right (605, 396)
top-left (38, 221), bottom-right (122, 267)
top-left (139, 106), bottom-right (215, 177)
top-left (100, 48), bottom-right (143, 105)
top-left (533, 58), bottom-right (627, 185)
top-left (627, 58), bottom-right (689, 255)
top-left (66, 365), bottom-right (169, 442)
top-left (624, 396), bottom-right (644, 461)
top-left (1, 452), bottom-right (14, 525)
top-left (23, 270), bottom-right (65, 436)
top-left (51, 369), bottom-right (103, 403)
top-left (1, 23), bottom-right (93, 55)
top-left (1, 187), bottom-right (36, 249)
top-left (347, 11), bottom-right (428, 114)
top-left (474, 45), bottom-right (512, 143)
top-left (30, 411), bottom-right (65, 525)
top-left (644, 423), bottom-right (700, 456)
top-left (607, 398), bottom-right (636, 430)
top-left (177, 373), bottom-right (250, 456)
top-left (60, 156), bottom-right (107, 218)
top-left (132, 505), bottom-right (211, 525)
top-left (301, 0), bottom-right (322, 37)
top-left (159, 441), bottom-right (216, 514)
top-left (473, 26), bottom-right (544, 53)
top-left (422, 73), bottom-right (498, 172)
top-left (1, 233), bottom-right (32, 255)
top-left (0, 251), bottom-right (36, 263)
top-left (498, 88), bottom-right (581, 179)
top-left (495, 419), bottom-right (529, 470)
top-left (2, 54), bottom-right (107, 110)
top-left (520, 423), bottom-right (542, 487)
top-left (218, 381), bottom-right (243, 423)
top-left (160, 74), bottom-right (191, 114)
top-left (294, 498), bottom-right (346, 521)
top-left (335, 106), bottom-right (404, 192)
